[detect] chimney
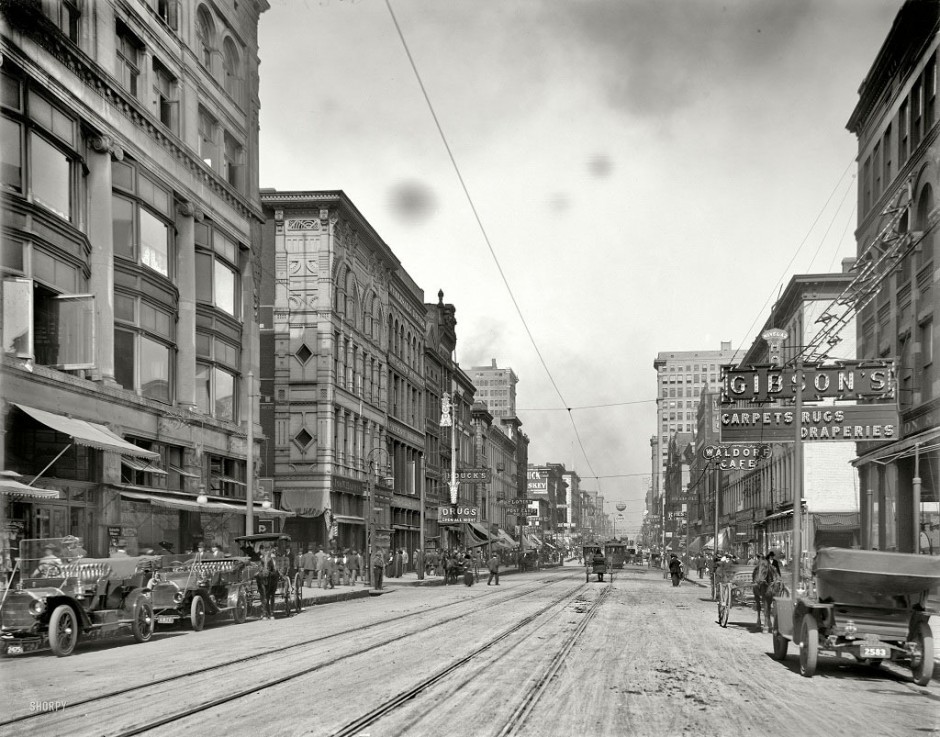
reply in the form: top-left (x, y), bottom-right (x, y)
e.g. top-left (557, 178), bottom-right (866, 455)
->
top-left (720, 341), bottom-right (731, 352)
top-left (491, 358), bottom-right (497, 368)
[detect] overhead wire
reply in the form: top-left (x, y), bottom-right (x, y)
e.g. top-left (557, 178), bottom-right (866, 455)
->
top-left (384, 0), bottom-right (600, 483)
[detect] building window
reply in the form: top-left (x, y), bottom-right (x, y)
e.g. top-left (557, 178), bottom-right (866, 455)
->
top-left (112, 160), bottom-right (173, 278)
top-left (206, 454), bottom-right (246, 499)
top-left (114, 292), bottom-right (174, 403)
top-left (194, 222), bottom-right (240, 317)
top-left (196, 334), bottom-right (239, 421)
top-left (882, 125), bottom-right (892, 188)
top-left (926, 58), bottom-right (936, 131)
top-left (196, 6), bottom-right (216, 71)
top-left (3, 277), bottom-right (95, 369)
top-left (222, 37), bottom-right (242, 103)
top-left (49, 0), bottom-right (80, 43)
top-left (116, 20), bottom-right (142, 98)
top-left (1, 77), bottom-right (77, 222)
top-left (911, 80), bottom-right (923, 150)
top-left (920, 320), bottom-right (934, 402)
top-left (223, 131), bottom-right (243, 190)
top-left (154, 0), bottom-right (178, 31)
top-left (898, 99), bottom-right (909, 165)
top-left (152, 58), bottom-right (179, 133)
top-left (198, 106), bottom-right (217, 168)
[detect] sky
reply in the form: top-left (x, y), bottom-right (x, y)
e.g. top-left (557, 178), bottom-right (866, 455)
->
top-left (257, 0), bottom-right (902, 537)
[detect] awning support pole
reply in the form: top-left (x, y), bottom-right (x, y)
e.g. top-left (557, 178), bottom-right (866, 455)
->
top-left (28, 444), bottom-right (72, 486)
top-left (913, 443), bottom-right (921, 554)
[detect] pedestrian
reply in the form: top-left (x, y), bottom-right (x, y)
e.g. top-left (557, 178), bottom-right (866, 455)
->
top-left (401, 547), bottom-right (410, 574)
top-left (300, 545), bottom-right (316, 588)
top-left (314, 545), bottom-right (328, 589)
top-left (370, 548), bottom-right (385, 590)
top-left (486, 552), bottom-right (500, 586)
top-left (668, 553), bottom-right (683, 587)
top-left (347, 549), bottom-right (361, 585)
top-left (324, 550), bottom-right (337, 588)
top-left (695, 553), bottom-right (706, 579)
top-left (394, 548), bottom-right (403, 578)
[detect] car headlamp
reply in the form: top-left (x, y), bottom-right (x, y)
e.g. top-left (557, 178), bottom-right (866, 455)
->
top-left (173, 592), bottom-right (184, 604)
top-left (28, 599), bottom-right (46, 616)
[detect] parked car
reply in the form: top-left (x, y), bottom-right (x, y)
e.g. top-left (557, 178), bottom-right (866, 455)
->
top-left (150, 554), bottom-right (251, 630)
top-left (0, 537), bottom-right (158, 657)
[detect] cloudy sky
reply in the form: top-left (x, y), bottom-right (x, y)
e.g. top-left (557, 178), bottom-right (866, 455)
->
top-left (258, 0), bottom-right (901, 536)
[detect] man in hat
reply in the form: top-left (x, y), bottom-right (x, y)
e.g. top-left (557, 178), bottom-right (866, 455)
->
top-left (32, 546), bottom-right (62, 577)
top-left (668, 553), bottom-right (683, 587)
top-left (299, 545), bottom-right (316, 588)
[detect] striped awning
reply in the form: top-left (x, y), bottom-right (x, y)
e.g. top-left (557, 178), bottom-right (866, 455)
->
top-left (14, 404), bottom-right (158, 459)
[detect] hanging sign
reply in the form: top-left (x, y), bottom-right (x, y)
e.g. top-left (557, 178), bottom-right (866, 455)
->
top-left (720, 361), bottom-right (895, 403)
top-left (719, 404), bottom-right (899, 442)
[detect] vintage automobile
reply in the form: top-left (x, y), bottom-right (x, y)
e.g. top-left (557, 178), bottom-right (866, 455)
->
top-left (150, 554), bottom-right (251, 630)
top-left (770, 547), bottom-right (939, 685)
top-left (0, 537), bottom-right (158, 657)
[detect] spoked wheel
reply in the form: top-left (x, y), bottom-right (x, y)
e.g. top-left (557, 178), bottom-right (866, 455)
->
top-left (233, 589), bottom-right (247, 624)
top-left (132, 600), bottom-right (154, 643)
top-left (799, 614), bottom-right (818, 677)
top-left (718, 584), bottom-right (731, 628)
top-left (770, 602), bottom-right (788, 660)
top-left (910, 622), bottom-right (934, 687)
top-left (282, 577), bottom-right (293, 617)
top-left (190, 595), bottom-right (206, 631)
top-left (49, 604), bottom-right (78, 657)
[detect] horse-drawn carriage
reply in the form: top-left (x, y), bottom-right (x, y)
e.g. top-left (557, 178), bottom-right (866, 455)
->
top-left (235, 533), bottom-right (302, 619)
top-left (769, 548), bottom-right (939, 685)
top-left (150, 554), bottom-right (251, 630)
top-left (714, 559), bottom-right (786, 629)
top-left (583, 544), bottom-right (611, 583)
top-left (604, 541), bottom-right (628, 569)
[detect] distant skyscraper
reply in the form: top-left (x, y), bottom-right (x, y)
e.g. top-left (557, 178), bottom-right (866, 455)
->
top-left (471, 359), bottom-right (518, 422)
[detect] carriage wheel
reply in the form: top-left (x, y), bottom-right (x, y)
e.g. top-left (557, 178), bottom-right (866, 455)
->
top-left (233, 590), bottom-right (247, 624)
top-left (799, 614), bottom-right (818, 678)
top-left (718, 584), bottom-right (731, 628)
top-left (911, 622), bottom-right (934, 686)
top-left (769, 602), bottom-right (788, 660)
top-left (132, 600), bottom-right (154, 643)
top-left (48, 604), bottom-right (78, 657)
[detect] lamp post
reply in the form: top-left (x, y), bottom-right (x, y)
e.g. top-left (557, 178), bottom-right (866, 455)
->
top-left (364, 446), bottom-right (393, 587)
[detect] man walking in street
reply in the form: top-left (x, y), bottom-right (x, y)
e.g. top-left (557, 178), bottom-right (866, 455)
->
top-left (314, 545), bottom-right (328, 589)
top-left (401, 547), bottom-right (409, 574)
top-left (347, 549), bottom-right (361, 585)
top-left (370, 548), bottom-right (385, 590)
top-left (486, 552), bottom-right (500, 586)
top-left (300, 545), bottom-right (316, 588)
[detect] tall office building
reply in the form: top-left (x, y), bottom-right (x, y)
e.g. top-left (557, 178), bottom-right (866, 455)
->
top-left (1, 1), bottom-right (271, 564)
top-left (471, 359), bottom-right (518, 422)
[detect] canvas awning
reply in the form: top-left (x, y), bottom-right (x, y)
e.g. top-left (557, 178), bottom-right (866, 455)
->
top-left (14, 404), bottom-right (159, 459)
top-left (333, 514), bottom-right (365, 525)
top-left (687, 536), bottom-right (704, 554)
top-left (497, 528), bottom-right (517, 546)
top-left (120, 489), bottom-right (291, 517)
top-left (852, 427), bottom-right (940, 467)
top-left (0, 478), bottom-right (60, 499)
top-left (122, 457), bottom-right (167, 475)
top-left (465, 523), bottom-right (491, 547)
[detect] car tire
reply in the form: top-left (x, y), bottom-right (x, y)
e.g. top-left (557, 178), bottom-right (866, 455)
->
top-left (799, 614), bottom-right (818, 678)
top-left (191, 595), bottom-right (206, 631)
top-left (911, 621), bottom-right (934, 687)
top-left (132, 600), bottom-right (154, 643)
top-left (49, 604), bottom-right (78, 657)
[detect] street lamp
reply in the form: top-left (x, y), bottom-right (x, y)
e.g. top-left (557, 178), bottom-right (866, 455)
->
top-left (364, 446), bottom-right (393, 586)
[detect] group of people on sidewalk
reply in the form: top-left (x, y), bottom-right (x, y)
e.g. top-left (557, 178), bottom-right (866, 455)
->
top-left (298, 545), bottom-right (364, 589)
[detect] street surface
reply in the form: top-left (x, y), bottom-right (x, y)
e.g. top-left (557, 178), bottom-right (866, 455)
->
top-left (1, 563), bottom-right (938, 737)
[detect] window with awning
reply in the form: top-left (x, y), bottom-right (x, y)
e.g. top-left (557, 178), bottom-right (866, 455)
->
top-left (13, 403), bottom-right (159, 458)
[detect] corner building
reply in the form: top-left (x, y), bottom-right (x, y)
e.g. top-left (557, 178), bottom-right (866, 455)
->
top-left (1, 0), bottom-right (273, 564)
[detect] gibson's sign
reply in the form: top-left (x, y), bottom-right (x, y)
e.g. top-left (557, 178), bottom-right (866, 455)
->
top-left (719, 405), bottom-right (899, 443)
top-left (720, 361), bottom-right (894, 403)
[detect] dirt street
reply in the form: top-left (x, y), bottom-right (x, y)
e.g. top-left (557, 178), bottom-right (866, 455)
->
top-left (1, 564), bottom-right (937, 737)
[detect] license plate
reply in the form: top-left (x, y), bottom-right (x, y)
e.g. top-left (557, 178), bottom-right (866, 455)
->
top-left (6, 645), bottom-right (23, 655)
top-left (157, 616), bottom-right (177, 624)
top-left (860, 646), bottom-right (889, 658)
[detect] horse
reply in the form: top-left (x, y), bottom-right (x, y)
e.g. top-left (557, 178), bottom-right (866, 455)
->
top-left (255, 551), bottom-right (280, 619)
top-left (752, 560), bottom-right (786, 632)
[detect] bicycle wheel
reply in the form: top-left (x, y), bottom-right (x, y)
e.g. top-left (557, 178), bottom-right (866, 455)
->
top-left (718, 584), bottom-right (731, 628)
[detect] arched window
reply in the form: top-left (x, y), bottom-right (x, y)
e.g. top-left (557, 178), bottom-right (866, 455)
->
top-left (222, 38), bottom-right (241, 103)
top-left (345, 270), bottom-right (357, 326)
top-left (196, 7), bottom-right (215, 71)
top-left (335, 267), bottom-right (346, 316)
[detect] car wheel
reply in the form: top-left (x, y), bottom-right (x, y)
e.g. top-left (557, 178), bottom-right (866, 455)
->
top-left (49, 604), bottom-right (78, 657)
top-left (191, 595), bottom-right (206, 631)
top-left (799, 614), bottom-right (818, 678)
top-left (132, 600), bottom-right (154, 643)
top-left (233, 590), bottom-right (247, 624)
top-left (911, 621), bottom-right (934, 687)
top-left (770, 603), bottom-right (788, 660)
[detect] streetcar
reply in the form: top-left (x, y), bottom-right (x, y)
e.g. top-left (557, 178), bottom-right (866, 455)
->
top-left (604, 541), bottom-right (628, 569)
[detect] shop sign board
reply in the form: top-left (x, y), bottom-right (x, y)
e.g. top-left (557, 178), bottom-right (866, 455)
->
top-left (720, 361), bottom-right (894, 403)
top-left (439, 505), bottom-right (478, 525)
top-left (719, 404), bottom-right (899, 443)
top-left (701, 443), bottom-right (772, 470)
top-left (455, 468), bottom-right (491, 483)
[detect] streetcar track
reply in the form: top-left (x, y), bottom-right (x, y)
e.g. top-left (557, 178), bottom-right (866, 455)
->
top-left (329, 579), bottom-right (602, 737)
top-left (0, 573), bottom-right (562, 730)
